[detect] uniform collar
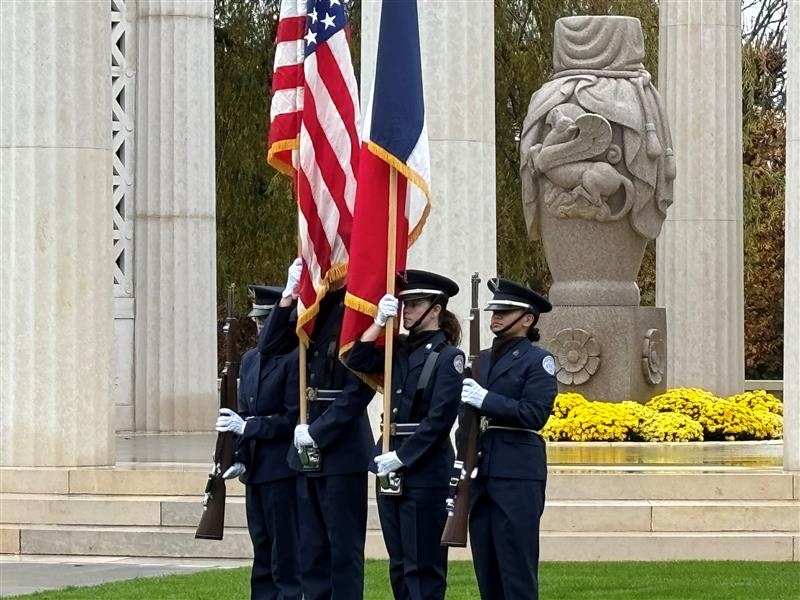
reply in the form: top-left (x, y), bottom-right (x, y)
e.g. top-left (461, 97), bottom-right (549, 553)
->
top-left (491, 335), bottom-right (526, 365)
top-left (405, 329), bottom-right (441, 352)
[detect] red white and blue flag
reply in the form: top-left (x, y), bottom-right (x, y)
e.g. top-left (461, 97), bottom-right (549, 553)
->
top-left (267, 0), bottom-right (360, 342)
top-left (340, 0), bottom-right (431, 365)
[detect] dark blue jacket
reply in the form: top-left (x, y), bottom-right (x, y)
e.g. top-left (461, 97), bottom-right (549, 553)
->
top-left (234, 346), bottom-right (299, 484)
top-left (347, 331), bottom-right (464, 488)
top-left (260, 289), bottom-right (375, 477)
top-left (473, 338), bottom-right (557, 480)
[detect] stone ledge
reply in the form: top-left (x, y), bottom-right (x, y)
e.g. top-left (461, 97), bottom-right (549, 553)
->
top-left (6, 495), bottom-right (796, 534)
top-left (547, 472), bottom-right (795, 500)
top-left (539, 532), bottom-right (797, 561)
top-left (11, 525), bottom-right (796, 561)
top-left (0, 469), bottom-right (70, 494)
top-left (67, 469), bottom-right (244, 497)
top-left (2, 468), bottom-right (795, 500)
top-left (0, 495), bottom-right (162, 527)
top-left (651, 501), bottom-right (800, 532)
top-left (0, 528), bottom-right (20, 553)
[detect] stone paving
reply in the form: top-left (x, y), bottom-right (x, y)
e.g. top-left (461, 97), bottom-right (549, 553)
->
top-left (0, 555), bottom-right (247, 597)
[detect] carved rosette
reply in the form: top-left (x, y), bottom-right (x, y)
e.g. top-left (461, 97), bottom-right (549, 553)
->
top-left (641, 328), bottom-right (665, 385)
top-left (551, 328), bottom-right (601, 385)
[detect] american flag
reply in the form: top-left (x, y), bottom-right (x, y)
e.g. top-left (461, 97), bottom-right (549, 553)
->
top-left (267, 0), bottom-right (360, 341)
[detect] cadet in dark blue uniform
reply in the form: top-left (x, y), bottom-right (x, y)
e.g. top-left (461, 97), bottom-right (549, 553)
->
top-left (460, 278), bottom-right (557, 600)
top-left (214, 284), bottom-right (301, 600)
top-left (262, 259), bottom-right (375, 600)
top-left (346, 270), bottom-right (465, 600)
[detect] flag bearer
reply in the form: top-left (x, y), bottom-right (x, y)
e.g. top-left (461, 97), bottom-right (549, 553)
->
top-left (346, 269), bottom-right (464, 600)
top-left (262, 259), bottom-right (375, 600)
top-left (459, 278), bottom-right (558, 600)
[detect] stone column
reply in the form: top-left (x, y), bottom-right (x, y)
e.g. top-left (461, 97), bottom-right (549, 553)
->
top-left (133, 0), bottom-right (217, 431)
top-left (361, 0), bottom-right (496, 434)
top-left (360, 0), bottom-right (497, 342)
top-left (0, 1), bottom-right (114, 466)
top-left (784, 0), bottom-right (799, 472)
top-left (656, 0), bottom-right (744, 396)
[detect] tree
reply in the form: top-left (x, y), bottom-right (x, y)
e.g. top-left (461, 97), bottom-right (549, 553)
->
top-left (215, 0), bottom-right (295, 352)
top-left (741, 0), bottom-right (786, 379)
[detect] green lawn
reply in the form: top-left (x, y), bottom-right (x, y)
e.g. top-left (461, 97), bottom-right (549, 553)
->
top-left (10, 560), bottom-right (800, 599)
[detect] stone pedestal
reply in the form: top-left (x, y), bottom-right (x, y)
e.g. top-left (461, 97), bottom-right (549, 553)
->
top-left (133, 0), bottom-right (217, 431)
top-left (0, 0), bottom-right (114, 465)
top-left (656, 0), bottom-right (744, 397)
top-left (539, 307), bottom-right (667, 402)
top-left (360, 0), bottom-right (497, 346)
top-left (520, 16), bottom-right (674, 404)
top-left (784, 0), bottom-right (799, 472)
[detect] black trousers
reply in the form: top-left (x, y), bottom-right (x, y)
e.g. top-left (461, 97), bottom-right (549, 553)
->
top-left (469, 477), bottom-right (546, 600)
top-left (296, 472), bottom-right (368, 600)
top-left (245, 478), bottom-right (301, 600)
top-left (376, 484), bottom-right (449, 600)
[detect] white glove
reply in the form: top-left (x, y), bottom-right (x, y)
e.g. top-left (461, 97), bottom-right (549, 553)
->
top-left (461, 378), bottom-right (488, 410)
top-left (294, 424), bottom-right (315, 449)
top-left (216, 408), bottom-right (246, 436)
top-left (222, 462), bottom-right (246, 480)
top-left (282, 257), bottom-right (303, 299)
top-left (374, 294), bottom-right (399, 327)
top-left (374, 451), bottom-right (404, 476)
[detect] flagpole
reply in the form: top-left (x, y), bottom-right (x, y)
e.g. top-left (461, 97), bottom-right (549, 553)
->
top-left (297, 207), bottom-right (308, 427)
top-left (298, 338), bottom-right (307, 425)
top-left (382, 166), bottom-right (399, 453)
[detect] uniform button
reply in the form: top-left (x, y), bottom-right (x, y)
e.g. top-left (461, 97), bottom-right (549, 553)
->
top-left (395, 389), bottom-right (402, 395)
top-left (313, 351), bottom-right (319, 357)
top-left (309, 373), bottom-right (316, 381)
top-left (477, 451), bottom-right (483, 458)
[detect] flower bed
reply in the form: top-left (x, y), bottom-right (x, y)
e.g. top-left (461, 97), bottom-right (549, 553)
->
top-left (540, 388), bottom-right (783, 442)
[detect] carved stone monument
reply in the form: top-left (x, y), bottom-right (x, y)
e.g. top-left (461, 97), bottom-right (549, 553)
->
top-left (520, 16), bottom-right (675, 401)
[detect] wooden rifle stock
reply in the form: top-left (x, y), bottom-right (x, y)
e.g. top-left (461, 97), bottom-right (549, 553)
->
top-left (196, 285), bottom-right (240, 540)
top-left (441, 272), bottom-right (481, 547)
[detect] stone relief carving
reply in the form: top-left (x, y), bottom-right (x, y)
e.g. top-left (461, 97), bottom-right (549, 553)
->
top-left (520, 16), bottom-right (676, 242)
top-left (528, 105), bottom-right (635, 223)
top-left (551, 328), bottom-right (601, 385)
top-left (112, 0), bottom-right (134, 298)
top-left (641, 328), bottom-right (665, 385)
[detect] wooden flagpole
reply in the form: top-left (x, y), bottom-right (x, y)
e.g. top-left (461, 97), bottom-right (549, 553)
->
top-left (298, 339), bottom-right (307, 425)
top-left (297, 201), bottom-right (308, 426)
top-left (382, 166), bottom-right (398, 453)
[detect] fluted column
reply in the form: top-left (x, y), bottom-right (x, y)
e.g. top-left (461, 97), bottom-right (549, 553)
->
top-left (0, 1), bottom-right (114, 465)
top-left (134, 0), bottom-right (217, 431)
top-left (784, 0), bottom-right (799, 472)
top-left (656, 0), bottom-right (744, 396)
top-left (361, 0), bottom-right (497, 339)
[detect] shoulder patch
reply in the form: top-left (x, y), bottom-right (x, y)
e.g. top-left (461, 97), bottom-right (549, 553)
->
top-left (542, 355), bottom-right (556, 376)
top-left (453, 355), bottom-right (465, 374)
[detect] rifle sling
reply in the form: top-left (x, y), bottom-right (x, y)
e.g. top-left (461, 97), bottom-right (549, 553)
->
top-left (404, 344), bottom-right (443, 423)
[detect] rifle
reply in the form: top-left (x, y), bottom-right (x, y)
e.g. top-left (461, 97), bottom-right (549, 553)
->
top-left (196, 285), bottom-right (240, 540)
top-left (441, 272), bottom-right (481, 547)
